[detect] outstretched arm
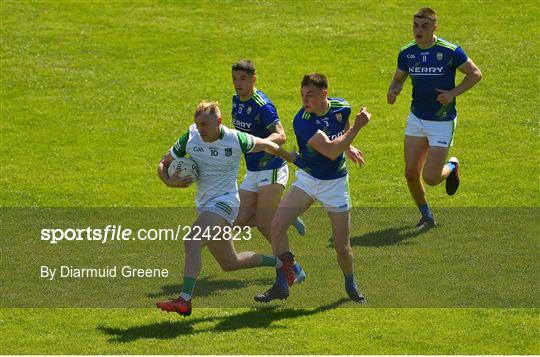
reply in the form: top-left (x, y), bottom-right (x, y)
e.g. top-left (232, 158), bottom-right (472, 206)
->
top-left (250, 137), bottom-right (297, 162)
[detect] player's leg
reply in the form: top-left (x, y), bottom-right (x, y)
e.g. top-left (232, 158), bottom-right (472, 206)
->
top-left (235, 189), bottom-right (257, 228)
top-left (235, 170), bottom-right (259, 228)
top-left (404, 135), bottom-right (429, 205)
top-left (422, 146), bottom-right (450, 186)
top-left (327, 210), bottom-right (366, 303)
top-left (257, 179), bottom-right (306, 283)
top-left (207, 235), bottom-right (281, 272)
top-left (254, 186), bottom-right (314, 302)
top-left (255, 183), bottom-right (284, 241)
top-left (422, 118), bottom-right (460, 195)
top-left (156, 211), bottom-right (220, 316)
top-left (270, 186), bottom-right (313, 254)
top-left (404, 135), bottom-right (435, 229)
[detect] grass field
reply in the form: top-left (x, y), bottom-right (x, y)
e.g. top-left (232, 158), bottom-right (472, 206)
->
top-left (1, 0), bottom-right (539, 354)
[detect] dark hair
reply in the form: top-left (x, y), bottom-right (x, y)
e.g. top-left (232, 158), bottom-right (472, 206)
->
top-left (232, 59), bottom-right (256, 76)
top-left (301, 73), bottom-right (328, 89)
top-left (414, 7), bottom-right (437, 22)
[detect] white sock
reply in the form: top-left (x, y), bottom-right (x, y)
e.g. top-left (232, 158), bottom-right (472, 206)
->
top-left (179, 292), bottom-right (192, 301)
top-left (275, 258), bottom-right (283, 269)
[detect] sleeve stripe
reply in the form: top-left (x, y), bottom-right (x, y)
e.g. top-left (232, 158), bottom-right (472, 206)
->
top-left (436, 39), bottom-right (458, 50)
top-left (236, 131), bottom-right (255, 153)
top-left (399, 40), bottom-right (416, 52)
top-left (171, 131), bottom-right (189, 158)
top-left (170, 147), bottom-right (180, 160)
top-left (330, 100), bottom-right (351, 108)
top-left (252, 92), bottom-right (267, 107)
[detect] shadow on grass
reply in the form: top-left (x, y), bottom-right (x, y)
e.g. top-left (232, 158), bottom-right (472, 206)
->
top-left (98, 298), bottom-right (349, 343)
top-left (350, 226), bottom-right (431, 247)
top-left (147, 275), bottom-right (274, 298)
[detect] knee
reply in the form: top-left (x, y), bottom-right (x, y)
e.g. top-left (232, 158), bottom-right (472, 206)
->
top-left (422, 172), bottom-right (439, 186)
top-left (234, 214), bottom-right (249, 227)
top-left (405, 167), bottom-right (420, 182)
top-left (219, 261), bottom-right (238, 272)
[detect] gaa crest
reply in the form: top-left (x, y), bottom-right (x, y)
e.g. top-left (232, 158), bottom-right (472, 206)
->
top-left (336, 113), bottom-right (343, 122)
top-left (247, 106), bottom-right (252, 115)
top-left (225, 148), bottom-right (232, 156)
top-left (437, 52), bottom-right (443, 61)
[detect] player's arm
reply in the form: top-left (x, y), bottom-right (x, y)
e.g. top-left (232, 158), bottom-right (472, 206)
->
top-left (387, 68), bottom-right (408, 104)
top-left (157, 132), bottom-right (193, 188)
top-left (265, 121), bottom-right (286, 145)
top-left (250, 137), bottom-right (296, 162)
top-left (344, 120), bottom-right (366, 166)
top-left (436, 58), bottom-right (482, 105)
top-left (157, 152), bottom-right (193, 188)
top-left (307, 107), bottom-right (371, 161)
top-left (261, 104), bottom-right (286, 145)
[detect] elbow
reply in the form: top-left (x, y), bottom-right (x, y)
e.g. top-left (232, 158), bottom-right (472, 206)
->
top-left (475, 69), bottom-right (482, 81)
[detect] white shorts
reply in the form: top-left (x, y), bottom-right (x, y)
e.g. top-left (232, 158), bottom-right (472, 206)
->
top-left (292, 170), bottom-right (351, 212)
top-left (405, 111), bottom-right (457, 147)
top-left (197, 192), bottom-right (239, 225)
top-left (239, 164), bottom-right (289, 193)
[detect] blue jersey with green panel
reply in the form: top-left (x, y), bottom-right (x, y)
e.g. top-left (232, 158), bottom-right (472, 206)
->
top-left (293, 98), bottom-right (351, 180)
top-left (398, 37), bottom-right (468, 121)
top-left (232, 89), bottom-right (284, 171)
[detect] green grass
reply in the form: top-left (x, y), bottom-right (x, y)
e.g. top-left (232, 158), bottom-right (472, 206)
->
top-left (1, 308), bottom-right (538, 354)
top-left (1, 0), bottom-right (538, 354)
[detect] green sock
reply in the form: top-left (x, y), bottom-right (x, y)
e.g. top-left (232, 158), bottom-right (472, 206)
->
top-left (260, 254), bottom-right (278, 267)
top-left (181, 276), bottom-right (196, 297)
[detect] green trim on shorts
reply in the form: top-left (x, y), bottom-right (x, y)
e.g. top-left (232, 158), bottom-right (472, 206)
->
top-left (272, 168), bottom-right (277, 183)
top-left (214, 201), bottom-right (232, 215)
top-left (346, 175), bottom-right (352, 207)
top-left (449, 118), bottom-right (457, 147)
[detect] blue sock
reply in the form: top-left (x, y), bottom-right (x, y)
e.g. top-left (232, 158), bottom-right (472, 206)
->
top-left (344, 274), bottom-right (357, 292)
top-left (275, 269), bottom-right (288, 291)
top-left (418, 203), bottom-right (434, 220)
top-left (447, 162), bottom-right (456, 172)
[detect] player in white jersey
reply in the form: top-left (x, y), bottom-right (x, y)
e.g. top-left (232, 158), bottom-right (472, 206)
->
top-left (155, 101), bottom-right (293, 317)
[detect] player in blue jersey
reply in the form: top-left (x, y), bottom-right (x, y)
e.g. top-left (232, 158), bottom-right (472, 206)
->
top-left (231, 60), bottom-right (307, 283)
top-left (254, 73), bottom-right (370, 303)
top-left (387, 8), bottom-right (482, 229)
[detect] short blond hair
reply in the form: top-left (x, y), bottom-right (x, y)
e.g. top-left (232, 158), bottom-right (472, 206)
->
top-left (194, 101), bottom-right (221, 119)
top-left (414, 7), bottom-right (437, 23)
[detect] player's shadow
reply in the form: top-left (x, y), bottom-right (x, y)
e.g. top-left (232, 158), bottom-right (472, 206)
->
top-left (350, 226), bottom-right (429, 247)
top-left (147, 275), bottom-right (274, 298)
top-left (97, 298), bottom-right (350, 343)
top-left (207, 298), bottom-right (350, 333)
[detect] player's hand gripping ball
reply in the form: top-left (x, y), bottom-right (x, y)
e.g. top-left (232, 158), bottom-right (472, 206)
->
top-left (168, 158), bottom-right (199, 181)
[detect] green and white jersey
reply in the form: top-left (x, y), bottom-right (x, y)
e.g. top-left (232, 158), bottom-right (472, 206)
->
top-left (170, 124), bottom-right (255, 207)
